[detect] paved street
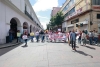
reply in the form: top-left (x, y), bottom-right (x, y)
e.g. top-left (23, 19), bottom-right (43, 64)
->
top-left (0, 40), bottom-right (100, 67)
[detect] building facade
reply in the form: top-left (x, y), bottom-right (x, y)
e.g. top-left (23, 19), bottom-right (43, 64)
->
top-left (51, 7), bottom-right (61, 17)
top-left (0, 0), bottom-right (43, 44)
top-left (60, 0), bottom-right (100, 33)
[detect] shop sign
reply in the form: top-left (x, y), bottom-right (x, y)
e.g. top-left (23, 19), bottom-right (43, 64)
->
top-left (92, 5), bottom-right (100, 11)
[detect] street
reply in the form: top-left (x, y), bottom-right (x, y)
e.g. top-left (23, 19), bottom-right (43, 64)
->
top-left (0, 41), bottom-right (100, 67)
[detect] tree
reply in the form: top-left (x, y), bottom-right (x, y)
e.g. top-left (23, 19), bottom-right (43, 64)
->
top-left (48, 11), bottom-right (64, 31)
top-left (55, 11), bottom-right (64, 26)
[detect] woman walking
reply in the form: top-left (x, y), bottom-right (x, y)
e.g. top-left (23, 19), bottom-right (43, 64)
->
top-left (22, 32), bottom-right (28, 46)
top-left (81, 30), bottom-right (87, 46)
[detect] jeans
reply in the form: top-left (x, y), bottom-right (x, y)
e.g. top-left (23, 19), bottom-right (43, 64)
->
top-left (17, 37), bottom-right (21, 43)
top-left (41, 35), bottom-right (45, 42)
top-left (24, 39), bottom-right (27, 45)
top-left (30, 36), bottom-right (34, 42)
top-left (78, 38), bottom-right (81, 44)
top-left (89, 37), bottom-right (93, 45)
top-left (71, 40), bottom-right (76, 49)
top-left (94, 37), bottom-right (98, 44)
top-left (36, 35), bottom-right (39, 42)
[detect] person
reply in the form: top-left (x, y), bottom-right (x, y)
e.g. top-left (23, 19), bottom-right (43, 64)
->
top-left (88, 31), bottom-right (94, 45)
top-left (35, 30), bottom-right (39, 42)
top-left (30, 31), bottom-right (34, 42)
top-left (67, 31), bottom-right (71, 46)
top-left (94, 31), bottom-right (98, 45)
top-left (78, 30), bottom-right (82, 45)
top-left (22, 32), bottom-right (28, 46)
top-left (70, 29), bottom-right (77, 50)
top-left (81, 30), bottom-right (87, 45)
top-left (39, 30), bottom-right (45, 42)
top-left (16, 30), bottom-right (21, 43)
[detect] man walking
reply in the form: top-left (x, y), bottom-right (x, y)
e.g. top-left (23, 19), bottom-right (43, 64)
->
top-left (70, 29), bottom-right (77, 50)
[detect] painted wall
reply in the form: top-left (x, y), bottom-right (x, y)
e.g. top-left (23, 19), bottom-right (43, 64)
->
top-left (0, 1), bottom-right (40, 44)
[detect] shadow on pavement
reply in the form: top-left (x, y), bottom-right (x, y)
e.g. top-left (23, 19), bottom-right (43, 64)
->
top-left (0, 44), bottom-right (22, 56)
top-left (84, 45), bottom-right (96, 50)
top-left (21, 45), bottom-right (28, 48)
top-left (75, 50), bottom-right (93, 58)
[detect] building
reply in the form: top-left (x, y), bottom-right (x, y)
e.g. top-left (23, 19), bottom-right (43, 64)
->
top-left (51, 7), bottom-right (61, 17)
top-left (60, 0), bottom-right (100, 33)
top-left (0, 0), bottom-right (43, 44)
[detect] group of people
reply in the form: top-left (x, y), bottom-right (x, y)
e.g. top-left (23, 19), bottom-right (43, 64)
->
top-left (67, 29), bottom-right (99, 51)
top-left (8, 29), bottom-right (100, 49)
top-left (47, 29), bottom-right (99, 51)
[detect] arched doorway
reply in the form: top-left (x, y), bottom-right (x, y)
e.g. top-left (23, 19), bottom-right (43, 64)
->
top-left (10, 18), bottom-right (18, 39)
top-left (23, 22), bottom-right (29, 34)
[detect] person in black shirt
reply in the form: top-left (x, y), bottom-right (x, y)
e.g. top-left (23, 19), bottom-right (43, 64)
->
top-left (39, 30), bottom-right (45, 42)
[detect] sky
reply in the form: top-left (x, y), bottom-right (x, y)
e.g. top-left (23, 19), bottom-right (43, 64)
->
top-left (29, 0), bottom-right (66, 29)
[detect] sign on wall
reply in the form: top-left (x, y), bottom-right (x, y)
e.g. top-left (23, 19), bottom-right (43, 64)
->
top-left (92, 5), bottom-right (100, 11)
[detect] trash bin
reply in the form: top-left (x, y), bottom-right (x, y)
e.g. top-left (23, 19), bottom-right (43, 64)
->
top-left (6, 36), bottom-right (9, 43)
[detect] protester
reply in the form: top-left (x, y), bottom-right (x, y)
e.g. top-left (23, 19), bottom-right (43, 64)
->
top-left (22, 32), bottom-right (28, 46)
top-left (70, 29), bottom-right (77, 50)
top-left (16, 30), bottom-right (21, 43)
top-left (35, 30), bottom-right (39, 42)
top-left (81, 30), bottom-right (87, 45)
top-left (30, 31), bottom-right (34, 42)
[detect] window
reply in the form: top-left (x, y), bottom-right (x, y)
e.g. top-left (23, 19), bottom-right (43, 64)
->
top-left (62, 0), bottom-right (75, 12)
top-left (97, 14), bottom-right (100, 19)
top-left (92, 0), bottom-right (100, 5)
top-left (64, 7), bottom-right (75, 18)
top-left (68, 7), bottom-right (75, 15)
top-left (71, 18), bottom-right (79, 24)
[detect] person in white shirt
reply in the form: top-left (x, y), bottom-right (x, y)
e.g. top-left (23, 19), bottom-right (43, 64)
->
top-left (35, 30), bottom-right (39, 42)
top-left (22, 32), bottom-right (28, 46)
top-left (94, 31), bottom-right (98, 45)
top-left (88, 31), bottom-right (93, 45)
top-left (81, 30), bottom-right (86, 45)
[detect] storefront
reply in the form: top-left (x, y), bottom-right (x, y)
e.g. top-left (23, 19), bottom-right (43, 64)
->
top-left (79, 21), bottom-right (88, 31)
top-left (67, 24), bottom-right (74, 31)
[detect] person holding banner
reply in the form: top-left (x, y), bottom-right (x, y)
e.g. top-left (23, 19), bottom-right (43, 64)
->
top-left (22, 32), bottom-right (28, 46)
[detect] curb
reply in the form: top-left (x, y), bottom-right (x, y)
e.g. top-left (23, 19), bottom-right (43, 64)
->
top-left (0, 43), bottom-right (21, 49)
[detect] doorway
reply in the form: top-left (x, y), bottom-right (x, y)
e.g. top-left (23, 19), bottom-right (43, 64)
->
top-left (10, 18), bottom-right (17, 39)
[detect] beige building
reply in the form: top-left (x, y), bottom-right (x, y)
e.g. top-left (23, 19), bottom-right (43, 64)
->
top-left (60, 0), bottom-right (100, 33)
top-left (51, 7), bottom-right (61, 17)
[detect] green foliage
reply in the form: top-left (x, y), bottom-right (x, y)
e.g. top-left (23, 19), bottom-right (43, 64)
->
top-left (48, 11), bottom-right (64, 29)
top-left (55, 11), bottom-right (64, 26)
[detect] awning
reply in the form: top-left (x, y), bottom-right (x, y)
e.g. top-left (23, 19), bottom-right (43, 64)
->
top-left (79, 21), bottom-right (88, 24)
top-left (67, 24), bottom-right (74, 27)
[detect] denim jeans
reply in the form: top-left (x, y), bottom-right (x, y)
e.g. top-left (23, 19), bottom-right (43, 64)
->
top-left (30, 36), bottom-right (34, 42)
top-left (36, 35), bottom-right (39, 42)
top-left (94, 37), bottom-right (98, 44)
top-left (89, 37), bottom-right (93, 45)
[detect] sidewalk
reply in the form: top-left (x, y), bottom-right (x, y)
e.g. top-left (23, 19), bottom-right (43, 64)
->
top-left (0, 40), bottom-right (21, 49)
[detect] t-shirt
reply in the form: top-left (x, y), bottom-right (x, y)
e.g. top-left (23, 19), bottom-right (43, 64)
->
top-left (30, 32), bottom-right (34, 36)
top-left (17, 32), bottom-right (21, 37)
